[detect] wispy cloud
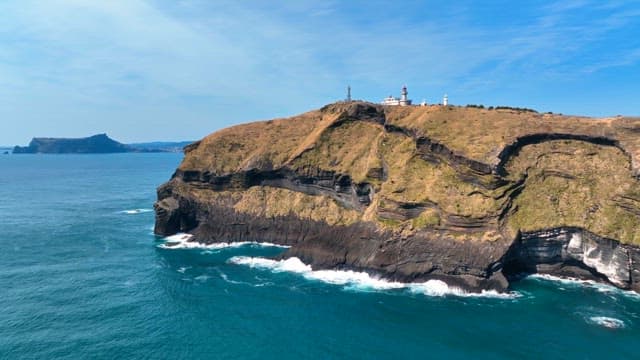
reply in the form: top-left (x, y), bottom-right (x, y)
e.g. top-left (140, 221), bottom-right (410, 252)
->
top-left (0, 0), bottom-right (638, 144)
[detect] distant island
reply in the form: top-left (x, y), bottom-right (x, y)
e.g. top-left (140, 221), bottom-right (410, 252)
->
top-left (127, 141), bottom-right (193, 153)
top-left (13, 134), bottom-right (192, 154)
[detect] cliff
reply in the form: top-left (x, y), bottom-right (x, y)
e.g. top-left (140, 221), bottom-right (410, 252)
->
top-left (154, 102), bottom-right (640, 293)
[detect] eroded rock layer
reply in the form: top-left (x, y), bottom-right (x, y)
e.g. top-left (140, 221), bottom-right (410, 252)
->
top-left (155, 102), bottom-right (640, 293)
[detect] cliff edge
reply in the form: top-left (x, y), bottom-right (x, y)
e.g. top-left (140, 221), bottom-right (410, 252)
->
top-left (155, 102), bottom-right (640, 293)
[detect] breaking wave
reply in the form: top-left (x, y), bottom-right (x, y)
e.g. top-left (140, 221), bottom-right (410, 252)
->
top-left (228, 256), bottom-right (519, 298)
top-left (119, 208), bottom-right (153, 214)
top-left (528, 274), bottom-right (640, 300)
top-left (158, 233), bottom-right (290, 250)
top-left (587, 316), bottom-right (626, 329)
top-left (528, 273), bottom-right (597, 286)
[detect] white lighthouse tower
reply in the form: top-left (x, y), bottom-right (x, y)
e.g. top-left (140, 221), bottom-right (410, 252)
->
top-left (443, 94), bottom-right (448, 106)
top-left (400, 85), bottom-right (409, 105)
top-left (381, 85), bottom-right (413, 106)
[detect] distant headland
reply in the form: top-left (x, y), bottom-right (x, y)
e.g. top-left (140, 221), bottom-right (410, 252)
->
top-left (12, 134), bottom-right (192, 154)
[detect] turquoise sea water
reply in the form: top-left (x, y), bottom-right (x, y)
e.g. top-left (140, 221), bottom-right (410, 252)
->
top-left (1, 153), bottom-right (640, 359)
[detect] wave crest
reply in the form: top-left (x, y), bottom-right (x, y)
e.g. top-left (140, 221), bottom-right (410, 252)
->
top-left (228, 256), bottom-right (519, 298)
top-left (528, 274), bottom-right (640, 300)
top-left (158, 233), bottom-right (290, 250)
top-left (120, 208), bottom-right (153, 214)
top-left (588, 316), bottom-right (626, 329)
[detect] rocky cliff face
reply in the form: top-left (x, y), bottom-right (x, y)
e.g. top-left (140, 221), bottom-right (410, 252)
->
top-left (155, 102), bottom-right (640, 293)
top-left (503, 227), bottom-right (639, 288)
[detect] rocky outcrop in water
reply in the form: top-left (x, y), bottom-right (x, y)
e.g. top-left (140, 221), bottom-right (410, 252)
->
top-left (155, 101), bottom-right (640, 293)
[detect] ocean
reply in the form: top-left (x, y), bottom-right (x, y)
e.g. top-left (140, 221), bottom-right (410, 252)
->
top-left (1, 153), bottom-right (639, 359)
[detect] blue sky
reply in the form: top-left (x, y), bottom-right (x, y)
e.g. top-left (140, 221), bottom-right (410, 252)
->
top-left (1, 0), bottom-right (639, 145)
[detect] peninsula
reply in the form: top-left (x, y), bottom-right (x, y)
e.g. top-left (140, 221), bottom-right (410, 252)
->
top-left (154, 101), bottom-right (640, 293)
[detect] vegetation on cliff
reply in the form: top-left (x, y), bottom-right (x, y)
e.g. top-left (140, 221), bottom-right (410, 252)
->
top-left (153, 101), bottom-right (640, 292)
top-left (167, 101), bottom-right (640, 246)
top-left (504, 140), bottom-right (640, 243)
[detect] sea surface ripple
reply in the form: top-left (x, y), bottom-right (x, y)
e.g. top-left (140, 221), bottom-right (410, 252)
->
top-left (1, 153), bottom-right (639, 359)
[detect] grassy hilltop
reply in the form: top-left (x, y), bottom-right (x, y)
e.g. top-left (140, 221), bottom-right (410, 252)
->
top-left (173, 101), bottom-right (640, 245)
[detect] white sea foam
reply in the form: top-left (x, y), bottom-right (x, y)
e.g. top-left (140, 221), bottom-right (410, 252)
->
top-left (120, 208), bottom-right (153, 214)
top-left (218, 271), bottom-right (243, 285)
top-left (228, 256), bottom-right (520, 298)
top-left (408, 281), bottom-right (519, 298)
top-left (528, 273), bottom-right (596, 286)
top-left (309, 269), bottom-right (406, 290)
top-left (194, 275), bottom-right (210, 282)
top-left (588, 316), bottom-right (626, 329)
top-left (230, 256), bottom-right (311, 273)
top-left (158, 233), bottom-right (290, 250)
top-left (408, 280), bottom-right (468, 297)
top-left (216, 268), bottom-right (272, 287)
top-left (528, 274), bottom-right (640, 299)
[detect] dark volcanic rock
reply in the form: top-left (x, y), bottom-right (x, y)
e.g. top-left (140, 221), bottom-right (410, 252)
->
top-left (154, 193), bottom-right (511, 292)
top-left (503, 227), bottom-right (640, 291)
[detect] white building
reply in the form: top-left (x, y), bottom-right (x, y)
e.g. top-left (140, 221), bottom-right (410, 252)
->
top-left (381, 85), bottom-right (412, 106)
top-left (443, 94), bottom-right (448, 106)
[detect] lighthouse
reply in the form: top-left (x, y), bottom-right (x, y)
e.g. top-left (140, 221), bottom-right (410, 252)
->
top-left (443, 94), bottom-right (448, 106)
top-left (346, 85), bottom-right (352, 102)
top-left (381, 85), bottom-right (413, 106)
top-left (400, 85), bottom-right (408, 105)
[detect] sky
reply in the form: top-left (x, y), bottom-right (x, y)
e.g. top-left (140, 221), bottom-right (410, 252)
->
top-left (1, 0), bottom-right (639, 145)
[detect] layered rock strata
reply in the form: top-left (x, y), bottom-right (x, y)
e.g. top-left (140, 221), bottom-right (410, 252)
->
top-left (155, 102), bottom-right (640, 293)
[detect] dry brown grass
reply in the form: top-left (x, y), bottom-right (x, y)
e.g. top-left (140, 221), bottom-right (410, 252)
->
top-left (505, 140), bottom-right (640, 244)
top-left (185, 186), bottom-right (360, 226)
top-left (378, 131), bottom-right (499, 218)
top-left (385, 106), bottom-right (640, 171)
top-left (180, 109), bottom-right (325, 173)
top-left (290, 120), bottom-right (385, 183)
top-left (175, 102), bottom-right (640, 244)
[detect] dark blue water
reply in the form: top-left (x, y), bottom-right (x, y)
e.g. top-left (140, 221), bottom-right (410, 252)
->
top-left (1, 154), bottom-right (639, 359)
